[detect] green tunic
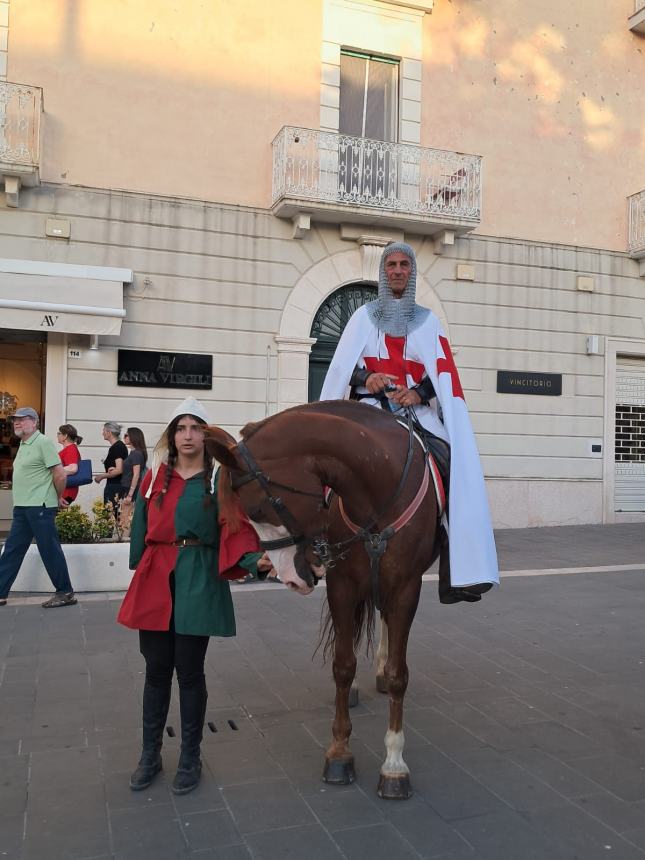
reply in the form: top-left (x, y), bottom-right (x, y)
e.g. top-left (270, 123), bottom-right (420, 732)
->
top-left (120, 467), bottom-right (261, 636)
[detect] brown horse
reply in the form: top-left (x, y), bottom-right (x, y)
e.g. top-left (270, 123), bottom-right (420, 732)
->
top-left (206, 399), bottom-right (444, 800)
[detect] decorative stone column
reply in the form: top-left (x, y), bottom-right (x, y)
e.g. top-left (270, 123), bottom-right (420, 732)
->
top-left (274, 335), bottom-right (317, 412)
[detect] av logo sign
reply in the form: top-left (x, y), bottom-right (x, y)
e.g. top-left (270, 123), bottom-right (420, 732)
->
top-left (40, 314), bottom-right (59, 327)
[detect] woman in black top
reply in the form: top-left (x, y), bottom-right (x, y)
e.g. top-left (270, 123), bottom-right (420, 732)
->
top-left (94, 421), bottom-right (128, 507)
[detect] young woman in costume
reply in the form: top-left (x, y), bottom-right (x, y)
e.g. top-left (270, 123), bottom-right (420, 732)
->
top-left (117, 397), bottom-right (272, 795)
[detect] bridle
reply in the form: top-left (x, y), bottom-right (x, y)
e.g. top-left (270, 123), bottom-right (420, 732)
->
top-left (228, 411), bottom-right (428, 608)
top-left (232, 441), bottom-right (323, 552)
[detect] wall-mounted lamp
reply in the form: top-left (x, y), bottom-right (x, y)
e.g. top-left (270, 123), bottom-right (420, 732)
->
top-left (89, 335), bottom-right (100, 351)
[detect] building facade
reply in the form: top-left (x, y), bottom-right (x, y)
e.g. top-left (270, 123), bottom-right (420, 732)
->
top-left (0, 0), bottom-right (644, 530)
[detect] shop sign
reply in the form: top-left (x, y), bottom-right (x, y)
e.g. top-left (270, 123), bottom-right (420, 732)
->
top-left (118, 350), bottom-right (212, 390)
top-left (496, 370), bottom-right (562, 396)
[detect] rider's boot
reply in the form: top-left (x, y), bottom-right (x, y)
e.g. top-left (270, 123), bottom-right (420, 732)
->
top-left (437, 525), bottom-right (493, 604)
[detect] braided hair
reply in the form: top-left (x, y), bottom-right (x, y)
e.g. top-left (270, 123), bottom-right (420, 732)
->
top-left (156, 414), bottom-right (214, 508)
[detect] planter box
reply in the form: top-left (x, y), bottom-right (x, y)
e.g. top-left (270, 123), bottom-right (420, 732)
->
top-left (7, 542), bottom-right (132, 592)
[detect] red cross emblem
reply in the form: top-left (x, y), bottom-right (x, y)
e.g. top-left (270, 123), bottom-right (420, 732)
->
top-left (363, 335), bottom-right (425, 386)
top-left (437, 336), bottom-right (464, 399)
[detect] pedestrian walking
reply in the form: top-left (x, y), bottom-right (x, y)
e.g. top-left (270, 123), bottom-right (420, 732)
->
top-left (93, 421), bottom-right (128, 508)
top-left (0, 407), bottom-right (76, 609)
top-left (117, 397), bottom-right (273, 794)
top-left (119, 427), bottom-right (147, 507)
top-left (57, 423), bottom-right (83, 506)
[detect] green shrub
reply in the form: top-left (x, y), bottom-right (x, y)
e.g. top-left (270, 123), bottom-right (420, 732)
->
top-left (55, 499), bottom-right (125, 543)
top-left (55, 505), bottom-right (93, 543)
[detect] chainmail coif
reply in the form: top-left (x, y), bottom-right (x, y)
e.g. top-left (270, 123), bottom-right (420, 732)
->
top-left (366, 241), bottom-right (429, 337)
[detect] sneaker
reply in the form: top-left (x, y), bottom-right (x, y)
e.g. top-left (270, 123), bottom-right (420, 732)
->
top-left (0, 598), bottom-right (7, 607)
top-left (42, 592), bottom-right (78, 608)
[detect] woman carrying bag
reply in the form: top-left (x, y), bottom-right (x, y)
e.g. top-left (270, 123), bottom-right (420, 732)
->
top-left (57, 424), bottom-right (82, 506)
top-left (117, 397), bottom-right (273, 795)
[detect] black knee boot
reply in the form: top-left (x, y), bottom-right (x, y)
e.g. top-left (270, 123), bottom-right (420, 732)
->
top-left (437, 525), bottom-right (493, 604)
top-left (130, 682), bottom-right (171, 791)
top-left (172, 679), bottom-right (207, 795)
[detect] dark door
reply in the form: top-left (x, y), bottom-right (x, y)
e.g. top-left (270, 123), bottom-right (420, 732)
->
top-left (308, 283), bottom-right (377, 401)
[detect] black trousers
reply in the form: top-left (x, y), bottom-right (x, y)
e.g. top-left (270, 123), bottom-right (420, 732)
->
top-left (139, 627), bottom-right (209, 691)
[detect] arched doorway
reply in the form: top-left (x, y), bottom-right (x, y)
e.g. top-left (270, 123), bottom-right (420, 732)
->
top-left (308, 282), bottom-right (377, 401)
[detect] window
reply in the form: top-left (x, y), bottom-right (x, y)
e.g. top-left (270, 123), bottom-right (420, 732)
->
top-left (337, 51), bottom-right (399, 201)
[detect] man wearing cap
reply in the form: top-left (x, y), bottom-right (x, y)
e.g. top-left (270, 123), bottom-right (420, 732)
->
top-left (320, 242), bottom-right (499, 604)
top-left (0, 407), bottom-right (76, 608)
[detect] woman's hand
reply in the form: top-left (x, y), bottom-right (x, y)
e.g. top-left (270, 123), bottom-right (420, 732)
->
top-left (257, 553), bottom-right (274, 574)
top-left (94, 474), bottom-right (104, 484)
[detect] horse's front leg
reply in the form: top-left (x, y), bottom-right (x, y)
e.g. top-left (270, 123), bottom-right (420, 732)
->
top-left (323, 576), bottom-right (359, 785)
top-left (375, 614), bottom-right (388, 693)
top-left (377, 581), bottom-right (420, 800)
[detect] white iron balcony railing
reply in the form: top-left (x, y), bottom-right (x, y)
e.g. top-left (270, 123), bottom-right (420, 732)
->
top-left (0, 81), bottom-right (42, 170)
top-left (271, 126), bottom-right (482, 236)
top-left (628, 190), bottom-right (645, 258)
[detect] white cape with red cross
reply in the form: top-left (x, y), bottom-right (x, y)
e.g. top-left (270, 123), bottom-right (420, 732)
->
top-left (320, 305), bottom-right (499, 590)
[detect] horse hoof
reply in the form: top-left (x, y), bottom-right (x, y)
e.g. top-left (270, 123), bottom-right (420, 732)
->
top-left (323, 758), bottom-right (355, 785)
top-left (375, 675), bottom-right (388, 694)
top-left (377, 773), bottom-right (412, 800)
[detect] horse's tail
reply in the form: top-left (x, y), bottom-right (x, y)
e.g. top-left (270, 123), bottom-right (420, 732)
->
top-left (315, 593), bottom-right (376, 664)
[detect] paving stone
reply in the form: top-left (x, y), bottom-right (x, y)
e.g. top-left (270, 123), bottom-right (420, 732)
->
top-left (523, 802), bottom-right (645, 860)
top-left (0, 754), bottom-right (28, 815)
top-left (28, 745), bottom-right (102, 792)
top-left (508, 748), bottom-right (604, 798)
top-left (412, 762), bottom-right (508, 822)
top-left (334, 822), bottom-right (419, 859)
top-left (573, 792), bottom-right (645, 833)
top-left (377, 794), bottom-right (475, 858)
top-left (563, 753), bottom-right (645, 801)
top-left (303, 785), bottom-right (382, 831)
top-left (201, 737), bottom-right (282, 785)
top-left (468, 760), bottom-right (567, 812)
top-left (179, 809), bottom-right (242, 851)
top-left (24, 784), bottom-right (110, 860)
top-left (189, 846), bottom-right (252, 859)
top-left (109, 803), bottom-right (187, 859)
top-left (245, 823), bottom-right (343, 859)
top-left (0, 811), bottom-right (26, 858)
top-left (453, 810), bottom-right (573, 860)
top-left (224, 778), bottom-right (315, 834)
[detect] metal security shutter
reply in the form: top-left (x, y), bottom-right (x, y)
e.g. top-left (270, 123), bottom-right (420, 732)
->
top-left (615, 357), bottom-right (645, 511)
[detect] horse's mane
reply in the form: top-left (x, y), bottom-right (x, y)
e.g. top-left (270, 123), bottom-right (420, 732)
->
top-left (217, 465), bottom-right (244, 533)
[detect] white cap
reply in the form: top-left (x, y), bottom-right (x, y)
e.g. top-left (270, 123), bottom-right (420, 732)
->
top-left (145, 397), bottom-right (211, 498)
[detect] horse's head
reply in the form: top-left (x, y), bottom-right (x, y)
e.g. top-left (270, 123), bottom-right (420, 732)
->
top-left (205, 424), bottom-right (329, 596)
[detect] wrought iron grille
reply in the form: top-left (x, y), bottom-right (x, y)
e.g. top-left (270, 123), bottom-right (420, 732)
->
top-left (628, 190), bottom-right (645, 254)
top-left (0, 81), bottom-right (42, 167)
top-left (310, 284), bottom-right (377, 344)
top-left (272, 126), bottom-right (482, 222)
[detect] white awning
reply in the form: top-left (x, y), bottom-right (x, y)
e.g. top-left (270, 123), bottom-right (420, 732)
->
top-left (0, 258), bottom-right (132, 336)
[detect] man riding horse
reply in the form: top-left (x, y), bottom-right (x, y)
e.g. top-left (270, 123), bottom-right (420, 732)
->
top-left (320, 241), bottom-right (499, 603)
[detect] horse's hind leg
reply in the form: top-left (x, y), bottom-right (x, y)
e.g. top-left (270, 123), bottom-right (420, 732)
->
top-left (323, 577), bottom-right (359, 785)
top-left (377, 580), bottom-right (420, 800)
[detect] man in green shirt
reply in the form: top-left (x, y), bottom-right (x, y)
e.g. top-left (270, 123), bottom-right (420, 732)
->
top-left (0, 407), bottom-right (76, 608)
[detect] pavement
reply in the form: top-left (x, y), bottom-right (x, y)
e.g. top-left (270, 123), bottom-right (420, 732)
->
top-left (1, 522), bottom-right (645, 860)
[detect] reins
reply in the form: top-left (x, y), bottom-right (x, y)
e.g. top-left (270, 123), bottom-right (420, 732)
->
top-left (229, 409), bottom-right (428, 608)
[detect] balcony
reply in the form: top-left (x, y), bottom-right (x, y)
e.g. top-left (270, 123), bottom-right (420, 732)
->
top-left (629, 0), bottom-right (645, 34)
top-left (0, 81), bottom-right (43, 207)
top-left (271, 126), bottom-right (482, 238)
top-left (628, 191), bottom-right (645, 267)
